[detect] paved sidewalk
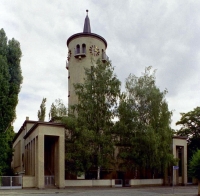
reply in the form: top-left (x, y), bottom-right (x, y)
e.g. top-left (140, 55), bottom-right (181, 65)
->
top-left (0, 186), bottom-right (198, 196)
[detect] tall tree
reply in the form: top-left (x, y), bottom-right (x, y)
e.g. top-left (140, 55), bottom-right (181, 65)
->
top-left (49, 98), bottom-right (67, 120)
top-left (0, 28), bottom-right (23, 175)
top-left (188, 150), bottom-right (200, 195)
top-left (67, 59), bottom-right (121, 179)
top-left (115, 66), bottom-right (174, 178)
top-left (38, 98), bottom-right (47, 121)
top-left (176, 107), bottom-right (200, 160)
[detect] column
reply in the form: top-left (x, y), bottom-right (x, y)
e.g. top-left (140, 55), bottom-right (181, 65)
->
top-left (183, 146), bottom-right (187, 185)
top-left (37, 134), bottom-right (44, 189)
top-left (57, 135), bottom-right (65, 188)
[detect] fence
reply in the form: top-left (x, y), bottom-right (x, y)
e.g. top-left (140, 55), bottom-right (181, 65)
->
top-left (124, 179), bottom-right (131, 187)
top-left (114, 179), bottom-right (123, 187)
top-left (0, 176), bottom-right (22, 189)
top-left (44, 175), bottom-right (55, 186)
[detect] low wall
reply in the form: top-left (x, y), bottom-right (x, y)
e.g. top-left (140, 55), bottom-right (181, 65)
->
top-left (130, 179), bottom-right (163, 186)
top-left (22, 177), bottom-right (163, 188)
top-left (65, 179), bottom-right (114, 187)
top-left (65, 179), bottom-right (163, 187)
top-left (23, 176), bottom-right (35, 188)
top-left (93, 179), bottom-right (113, 186)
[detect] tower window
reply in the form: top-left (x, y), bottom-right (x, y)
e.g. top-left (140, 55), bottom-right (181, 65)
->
top-left (82, 44), bottom-right (86, 54)
top-left (102, 49), bottom-right (109, 62)
top-left (74, 44), bottom-right (86, 58)
top-left (76, 44), bottom-right (80, 55)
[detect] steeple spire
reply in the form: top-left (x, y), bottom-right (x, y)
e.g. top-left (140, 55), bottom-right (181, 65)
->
top-left (83, 10), bottom-right (91, 33)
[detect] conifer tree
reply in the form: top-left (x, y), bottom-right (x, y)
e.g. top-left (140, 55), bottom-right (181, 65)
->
top-left (38, 98), bottom-right (47, 121)
top-left (0, 28), bottom-right (22, 175)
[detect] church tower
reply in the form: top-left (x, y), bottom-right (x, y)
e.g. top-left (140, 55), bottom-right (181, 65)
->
top-left (66, 10), bottom-right (109, 107)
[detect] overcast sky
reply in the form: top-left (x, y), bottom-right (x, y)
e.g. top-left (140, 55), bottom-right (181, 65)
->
top-left (1, 0), bottom-right (200, 132)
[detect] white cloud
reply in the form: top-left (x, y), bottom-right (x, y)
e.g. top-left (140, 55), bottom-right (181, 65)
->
top-left (1, 0), bottom-right (200, 132)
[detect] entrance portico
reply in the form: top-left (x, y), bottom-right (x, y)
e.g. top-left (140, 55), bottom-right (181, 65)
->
top-left (12, 119), bottom-right (65, 189)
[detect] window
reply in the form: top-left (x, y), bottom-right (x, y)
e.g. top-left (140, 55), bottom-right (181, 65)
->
top-left (82, 44), bottom-right (86, 54)
top-left (76, 44), bottom-right (80, 55)
top-left (74, 44), bottom-right (86, 58)
top-left (102, 49), bottom-right (109, 62)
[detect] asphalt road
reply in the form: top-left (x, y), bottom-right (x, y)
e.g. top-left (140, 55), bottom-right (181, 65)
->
top-left (0, 186), bottom-right (198, 196)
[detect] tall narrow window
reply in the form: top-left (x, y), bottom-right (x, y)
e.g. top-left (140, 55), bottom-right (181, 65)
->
top-left (82, 44), bottom-right (86, 54)
top-left (102, 49), bottom-right (105, 59)
top-left (76, 44), bottom-right (80, 54)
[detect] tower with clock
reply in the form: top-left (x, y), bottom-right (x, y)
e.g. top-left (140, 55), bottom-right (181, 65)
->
top-left (66, 10), bottom-right (109, 107)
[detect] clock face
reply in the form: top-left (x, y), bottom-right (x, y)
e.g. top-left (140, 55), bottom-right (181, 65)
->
top-left (67, 50), bottom-right (72, 61)
top-left (89, 45), bottom-right (100, 56)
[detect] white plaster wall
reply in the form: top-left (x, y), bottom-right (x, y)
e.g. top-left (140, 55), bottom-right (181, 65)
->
top-left (130, 179), bottom-right (163, 186)
top-left (65, 179), bottom-right (163, 187)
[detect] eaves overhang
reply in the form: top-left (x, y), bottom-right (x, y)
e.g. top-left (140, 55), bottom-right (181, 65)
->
top-left (23, 122), bottom-right (65, 139)
top-left (67, 32), bottom-right (107, 48)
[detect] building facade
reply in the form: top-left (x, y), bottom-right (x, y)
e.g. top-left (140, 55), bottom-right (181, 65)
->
top-left (12, 117), bottom-right (65, 188)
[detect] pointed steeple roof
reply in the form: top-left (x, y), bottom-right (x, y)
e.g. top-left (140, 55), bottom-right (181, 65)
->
top-left (67, 10), bottom-right (107, 48)
top-left (83, 10), bottom-right (91, 33)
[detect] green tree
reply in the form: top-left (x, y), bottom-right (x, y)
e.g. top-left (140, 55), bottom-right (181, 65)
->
top-left (3, 126), bottom-right (15, 175)
top-left (49, 99), bottom-right (67, 120)
top-left (176, 107), bottom-right (200, 160)
top-left (115, 66), bottom-right (174, 178)
top-left (68, 59), bottom-right (121, 179)
top-left (38, 98), bottom-right (47, 121)
top-left (189, 150), bottom-right (200, 195)
top-left (62, 115), bottom-right (95, 177)
top-left (0, 28), bottom-right (22, 175)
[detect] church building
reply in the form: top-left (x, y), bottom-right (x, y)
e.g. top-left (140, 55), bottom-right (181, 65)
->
top-left (12, 11), bottom-right (188, 189)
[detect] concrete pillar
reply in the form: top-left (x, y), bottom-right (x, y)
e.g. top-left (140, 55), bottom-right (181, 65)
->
top-left (183, 146), bottom-right (187, 185)
top-left (37, 134), bottom-right (44, 189)
top-left (30, 141), bottom-right (32, 175)
top-left (57, 135), bottom-right (65, 188)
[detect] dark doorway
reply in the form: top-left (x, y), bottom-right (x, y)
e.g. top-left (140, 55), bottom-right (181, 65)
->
top-left (44, 136), bottom-right (58, 186)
